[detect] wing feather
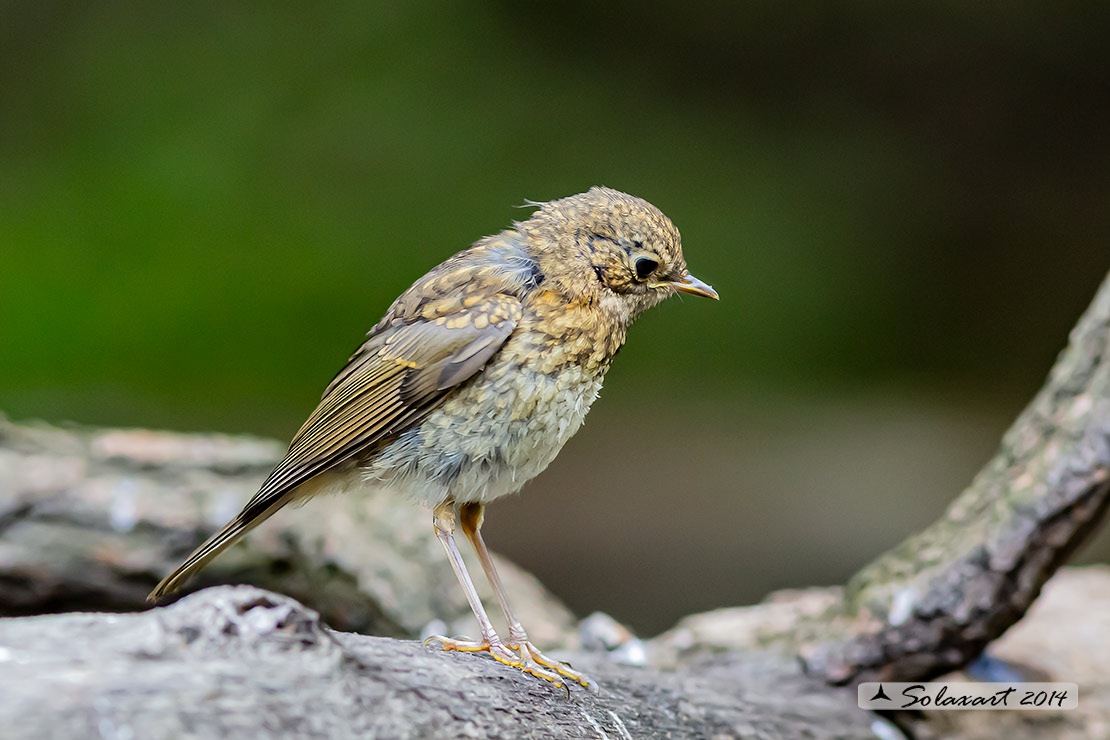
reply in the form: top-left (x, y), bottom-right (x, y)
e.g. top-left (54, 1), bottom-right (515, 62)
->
top-left (251, 299), bottom-right (519, 510)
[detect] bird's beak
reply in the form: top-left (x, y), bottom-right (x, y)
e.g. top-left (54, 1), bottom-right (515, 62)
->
top-left (672, 272), bottom-right (719, 300)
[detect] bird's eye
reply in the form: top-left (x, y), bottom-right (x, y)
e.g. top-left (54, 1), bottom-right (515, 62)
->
top-left (634, 257), bottom-right (659, 281)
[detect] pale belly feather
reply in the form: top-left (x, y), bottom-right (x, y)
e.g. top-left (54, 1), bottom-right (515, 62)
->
top-left (358, 354), bottom-right (603, 506)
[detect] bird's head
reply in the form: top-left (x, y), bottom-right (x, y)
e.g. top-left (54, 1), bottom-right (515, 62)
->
top-left (518, 187), bottom-right (718, 322)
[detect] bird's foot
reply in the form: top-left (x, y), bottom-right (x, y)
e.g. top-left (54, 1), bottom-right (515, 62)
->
top-left (423, 634), bottom-right (566, 688)
top-left (508, 638), bottom-right (595, 692)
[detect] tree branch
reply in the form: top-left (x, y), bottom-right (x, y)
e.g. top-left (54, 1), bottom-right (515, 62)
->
top-left (796, 272), bottom-right (1110, 683)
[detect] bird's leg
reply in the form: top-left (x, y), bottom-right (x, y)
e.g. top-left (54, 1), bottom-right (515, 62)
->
top-left (459, 502), bottom-right (592, 690)
top-left (424, 501), bottom-right (565, 684)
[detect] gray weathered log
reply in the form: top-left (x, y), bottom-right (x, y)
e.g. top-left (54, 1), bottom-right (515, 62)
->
top-left (0, 584), bottom-right (881, 740)
top-left (0, 415), bottom-right (576, 647)
top-left (4, 569), bottom-right (1108, 740)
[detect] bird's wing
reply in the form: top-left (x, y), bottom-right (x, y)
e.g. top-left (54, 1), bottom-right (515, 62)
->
top-left (251, 294), bottom-right (522, 511)
top-left (148, 289), bottom-right (522, 601)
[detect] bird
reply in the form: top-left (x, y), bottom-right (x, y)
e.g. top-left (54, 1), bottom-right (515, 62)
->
top-left (149, 186), bottom-right (718, 689)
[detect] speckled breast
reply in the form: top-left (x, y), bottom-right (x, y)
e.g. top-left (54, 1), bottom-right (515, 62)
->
top-left (359, 297), bottom-right (619, 506)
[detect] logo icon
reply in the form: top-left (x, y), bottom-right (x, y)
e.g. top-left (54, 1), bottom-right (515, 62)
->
top-left (869, 684), bottom-right (892, 702)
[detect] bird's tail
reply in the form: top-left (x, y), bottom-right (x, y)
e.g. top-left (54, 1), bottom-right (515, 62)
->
top-left (147, 496), bottom-right (290, 602)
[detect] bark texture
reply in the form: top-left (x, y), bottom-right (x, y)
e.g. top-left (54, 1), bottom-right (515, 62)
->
top-left (917, 565), bottom-right (1110, 740)
top-left (0, 585), bottom-right (880, 740)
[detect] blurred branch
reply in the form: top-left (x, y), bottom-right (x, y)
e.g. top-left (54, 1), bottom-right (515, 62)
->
top-left (0, 415), bottom-right (575, 647)
top-left (797, 270), bottom-right (1110, 683)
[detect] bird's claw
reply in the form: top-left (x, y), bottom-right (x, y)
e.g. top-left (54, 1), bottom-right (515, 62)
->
top-left (423, 634), bottom-right (576, 689)
top-left (511, 639), bottom-right (595, 692)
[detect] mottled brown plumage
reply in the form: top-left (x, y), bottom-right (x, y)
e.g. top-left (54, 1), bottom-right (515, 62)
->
top-left (150, 187), bottom-right (717, 689)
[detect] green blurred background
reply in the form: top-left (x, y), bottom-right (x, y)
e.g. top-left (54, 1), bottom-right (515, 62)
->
top-left (2, 1), bottom-right (1108, 634)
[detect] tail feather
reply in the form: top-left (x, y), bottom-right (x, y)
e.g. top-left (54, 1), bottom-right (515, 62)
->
top-left (147, 497), bottom-right (289, 602)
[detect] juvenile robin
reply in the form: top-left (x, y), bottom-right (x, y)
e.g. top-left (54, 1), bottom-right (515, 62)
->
top-left (149, 187), bottom-right (718, 689)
